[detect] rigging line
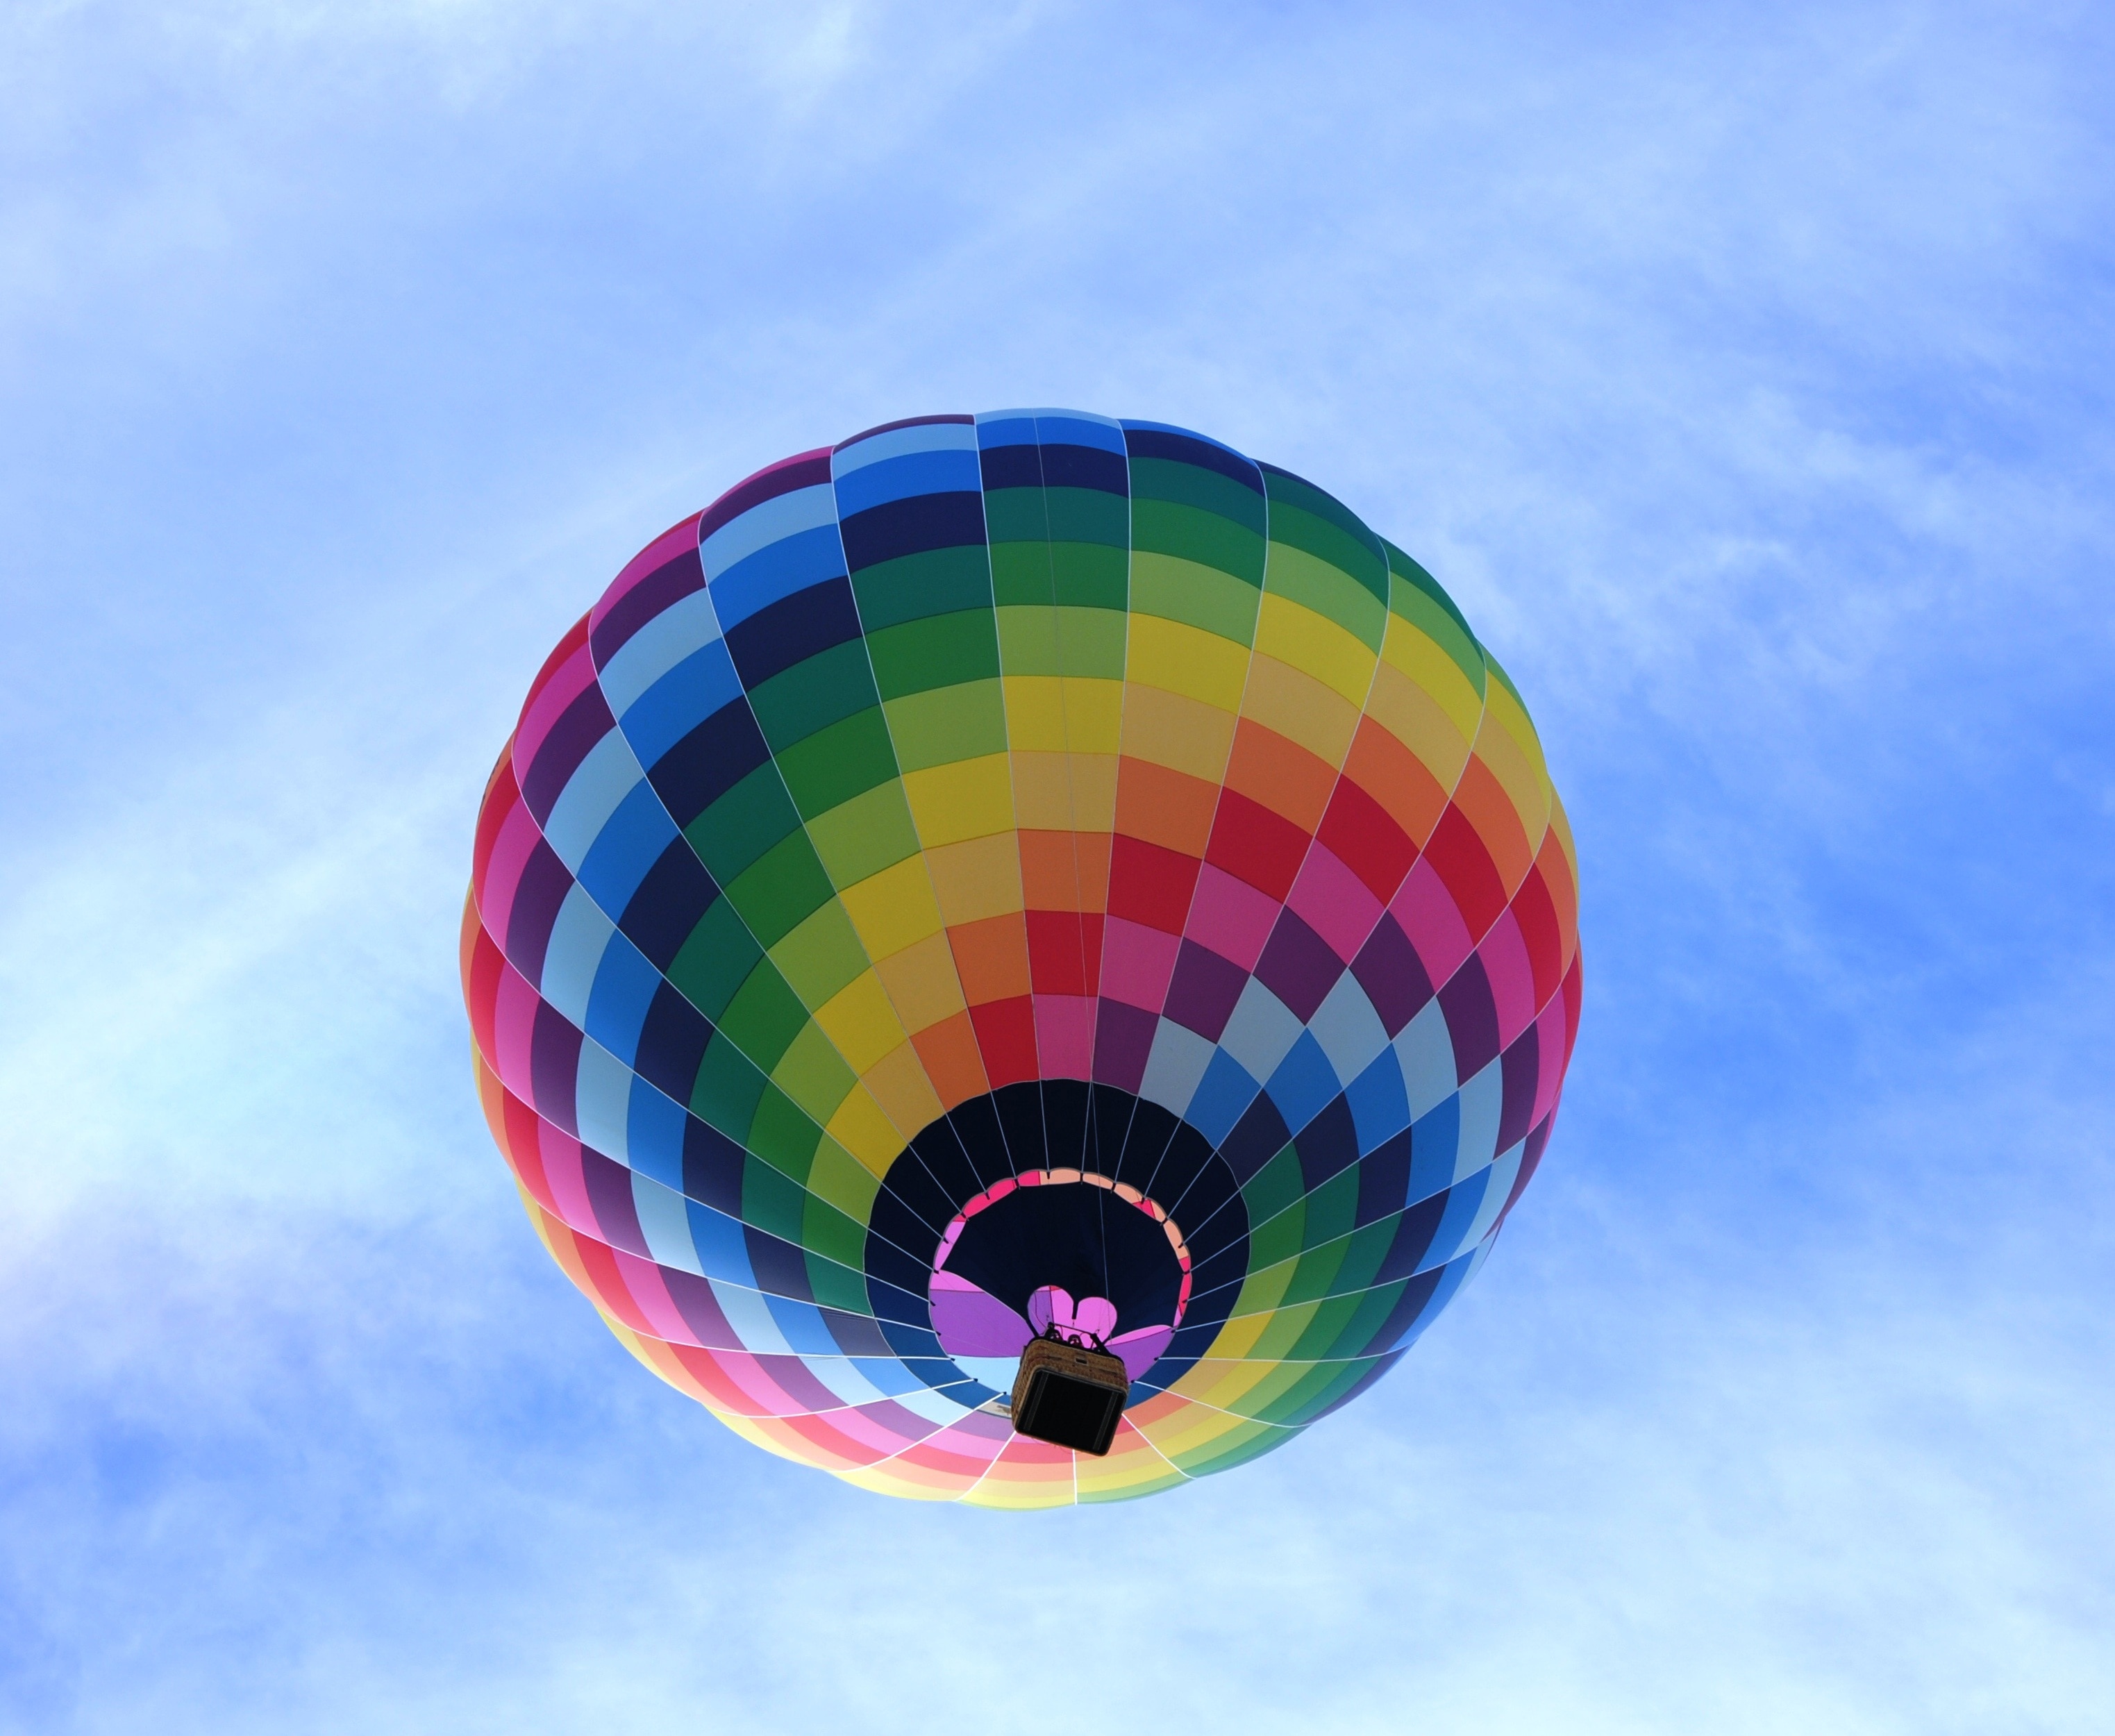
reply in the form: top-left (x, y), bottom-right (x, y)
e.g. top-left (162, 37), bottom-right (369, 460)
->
top-left (1091, 1088), bottom-right (1113, 1302)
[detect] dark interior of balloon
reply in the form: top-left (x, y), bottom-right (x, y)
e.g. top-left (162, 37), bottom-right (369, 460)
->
top-left (862, 1081), bottom-right (1245, 1424)
top-left (942, 1178), bottom-right (1180, 1336)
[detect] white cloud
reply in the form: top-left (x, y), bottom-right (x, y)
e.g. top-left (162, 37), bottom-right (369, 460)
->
top-left (2, 0), bottom-right (2112, 1728)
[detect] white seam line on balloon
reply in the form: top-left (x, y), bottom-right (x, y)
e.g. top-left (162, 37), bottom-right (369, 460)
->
top-left (1031, 412), bottom-right (1128, 1305)
top-left (660, 504), bottom-right (985, 1215)
top-left (1165, 1042), bottom-right (1546, 1334)
top-left (1092, 431), bottom-right (1270, 1207)
top-left (474, 980), bottom-right (1044, 1423)
top-left (592, 1278), bottom-right (1250, 1489)
top-left (1123, 1378), bottom-right (1393, 1437)
top-left (587, 1299), bottom-right (986, 1430)
top-left (919, 414), bottom-right (1048, 1195)
top-left (811, 421), bottom-right (1049, 1382)
top-left (973, 413), bottom-right (1100, 1314)
top-left (800, 1387), bottom-right (1017, 1496)
top-left (967, 415), bottom-right (1068, 1201)
top-left (478, 727), bottom-right (960, 1277)
top-left (1169, 1207), bottom-right (1502, 1324)
top-left (1122, 1384), bottom-right (1304, 1432)
top-left (1130, 449), bottom-right (1275, 1212)
top-left (1003, 419), bottom-right (1089, 1260)
top-left (467, 892), bottom-right (947, 1278)
top-left (510, 1167), bottom-right (948, 1360)
top-left (1148, 483), bottom-right (1396, 1253)
top-left (1102, 1410), bottom-right (1199, 1486)
top-left (1083, 422), bottom-right (1160, 1190)
top-left (1131, 521), bottom-right (1512, 1367)
top-left (1085, 415), bottom-right (1148, 1303)
top-left (1135, 440), bottom-right (1276, 1211)
top-left (948, 1421), bottom-right (1027, 1506)
top-left (516, 635), bottom-right (901, 1174)
top-left (1139, 1345), bottom-right (1419, 1375)
top-left (1049, 415), bottom-right (1132, 1182)
top-left (481, 919), bottom-right (1543, 1358)
top-left (1026, 421), bottom-right (1093, 1167)
top-left (483, 584), bottom-right (1084, 1466)
top-left (1156, 545), bottom-right (1535, 1267)
top-left (820, 422), bottom-right (1031, 1206)
top-left (597, 501), bottom-right (977, 1231)
top-left (469, 958), bottom-right (942, 1280)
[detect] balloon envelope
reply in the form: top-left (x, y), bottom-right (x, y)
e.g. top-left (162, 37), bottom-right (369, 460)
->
top-left (462, 410), bottom-right (1581, 1506)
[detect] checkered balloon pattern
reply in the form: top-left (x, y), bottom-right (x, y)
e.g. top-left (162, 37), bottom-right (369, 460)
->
top-left (462, 411), bottom-right (1582, 1507)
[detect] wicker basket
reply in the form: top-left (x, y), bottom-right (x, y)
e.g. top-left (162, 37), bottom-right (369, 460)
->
top-left (1011, 1333), bottom-right (1130, 1456)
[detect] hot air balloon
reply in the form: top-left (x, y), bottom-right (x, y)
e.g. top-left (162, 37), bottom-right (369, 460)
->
top-left (462, 410), bottom-right (1580, 1507)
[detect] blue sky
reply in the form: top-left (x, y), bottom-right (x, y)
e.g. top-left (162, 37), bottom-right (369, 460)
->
top-left (3, 1), bottom-right (2111, 1730)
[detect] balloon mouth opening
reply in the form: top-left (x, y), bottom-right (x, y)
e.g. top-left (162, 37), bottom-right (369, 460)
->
top-left (926, 1171), bottom-right (1192, 1387)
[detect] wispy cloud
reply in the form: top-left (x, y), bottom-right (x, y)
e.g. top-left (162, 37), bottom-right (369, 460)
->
top-left (2, 1), bottom-right (2111, 1730)
top-left (5, 983), bottom-right (2107, 1733)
